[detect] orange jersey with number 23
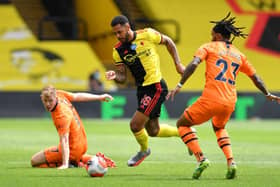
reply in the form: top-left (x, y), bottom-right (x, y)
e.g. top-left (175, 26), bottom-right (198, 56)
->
top-left (194, 41), bottom-right (256, 106)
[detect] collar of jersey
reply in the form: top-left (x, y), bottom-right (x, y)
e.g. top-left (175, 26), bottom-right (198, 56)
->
top-left (50, 99), bottom-right (58, 112)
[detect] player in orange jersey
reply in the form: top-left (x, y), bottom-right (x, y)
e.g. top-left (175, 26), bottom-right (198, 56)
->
top-left (167, 13), bottom-right (280, 179)
top-left (31, 85), bottom-right (113, 169)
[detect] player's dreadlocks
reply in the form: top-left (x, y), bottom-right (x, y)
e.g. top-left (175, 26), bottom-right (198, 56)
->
top-left (210, 12), bottom-right (248, 43)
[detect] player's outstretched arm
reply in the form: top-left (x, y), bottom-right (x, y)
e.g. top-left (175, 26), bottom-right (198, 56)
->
top-left (161, 34), bottom-right (185, 75)
top-left (166, 57), bottom-right (201, 101)
top-left (73, 93), bottom-right (114, 102)
top-left (250, 74), bottom-right (280, 104)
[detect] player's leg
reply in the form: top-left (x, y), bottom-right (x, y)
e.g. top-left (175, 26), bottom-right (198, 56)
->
top-left (177, 114), bottom-right (202, 161)
top-left (145, 117), bottom-right (193, 156)
top-left (178, 99), bottom-right (213, 162)
top-left (212, 105), bottom-right (236, 179)
top-left (80, 154), bottom-right (92, 166)
top-left (127, 80), bottom-right (163, 167)
top-left (177, 113), bottom-right (210, 179)
top-left (79, 134), bottom-right (90, 167)
top-left (69, 146), bottom-right (88, 168)
top-left (31, 150), bottom-right (47, 167)
top-left (130, 111), bottom-right (149, 151)
top-left (127, 110), bottom-right (150, 167)
top-left (213, 126), bottom-right (237, 179)
top-left (145, 79), bottom-right (179, 137)
top-left (145, 118), bottom-right (178, 137)
top-left (213, 125), bottom-right (234, 164)
top-left (31, 146), bottom-right (62, 168)
top-left (177, 98), bottom-right (213, 179)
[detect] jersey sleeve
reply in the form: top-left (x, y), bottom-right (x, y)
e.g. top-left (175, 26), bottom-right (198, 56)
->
top-left (57, 90), bottom-right (74, 102)
top-left (239, 55), bottom-right (256, 76)
top-left (112, 48), bottom-right (123, 65)
top-left (146, 28), bottom-right (162, 44)
top-left (194, 43), bottom-right (209, 61)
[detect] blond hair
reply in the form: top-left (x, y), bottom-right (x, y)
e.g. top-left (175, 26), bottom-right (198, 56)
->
top-left (41, 85), bottom-right (56, 98)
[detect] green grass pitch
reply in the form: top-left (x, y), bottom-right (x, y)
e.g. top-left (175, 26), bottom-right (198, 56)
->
top-left (0, 118), bottom-right (280, 187)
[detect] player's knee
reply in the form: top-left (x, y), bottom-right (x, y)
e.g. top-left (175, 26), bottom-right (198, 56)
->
top-left (130, 121), bottom-right (140, 133)
top-left (176, 120), bottom-right (184, 128)
top-left (176, 117), bottom-right (192, 128)
top-left (146, 128), bottom-right (159, 137)
top-left (30, 156), bottom-right (37, 167)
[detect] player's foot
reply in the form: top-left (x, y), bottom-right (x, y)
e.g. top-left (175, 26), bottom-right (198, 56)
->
top-left (96, 152), bottom-right (116, 168)
top-left (226, 162), bottom-right (237, 179)
top-left (192, 158), bottom-right (210, 179)
top-left (127, 148), bottom-right (151, 167)
top-left (78, 161), bottom-right (85, 168)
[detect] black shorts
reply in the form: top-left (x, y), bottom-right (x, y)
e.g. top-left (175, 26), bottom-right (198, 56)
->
top-left (137, 79), bottom-right (168, 119)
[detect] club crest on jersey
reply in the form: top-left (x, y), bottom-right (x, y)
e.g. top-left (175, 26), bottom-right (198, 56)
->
top-left (130, 44), bottom-right (137, 50)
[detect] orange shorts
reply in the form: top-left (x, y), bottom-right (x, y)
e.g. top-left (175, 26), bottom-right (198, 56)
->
top-left (184, 97), bottom-right (234, 128)
top-left (44, 144), bottom-right (87, 166)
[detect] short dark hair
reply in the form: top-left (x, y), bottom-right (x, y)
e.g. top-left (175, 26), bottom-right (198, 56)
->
top-left (111, 15), bottom-right (129, 27)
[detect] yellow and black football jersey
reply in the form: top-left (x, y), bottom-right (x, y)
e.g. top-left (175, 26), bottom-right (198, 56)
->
top-left (112, 28), bottom-right (163, 87)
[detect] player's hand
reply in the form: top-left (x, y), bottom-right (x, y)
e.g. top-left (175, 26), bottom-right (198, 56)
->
top-left (266, 93), bottom-right (280, 104)
top-left (176, 63), bottom-right (185, 76)
top-left (105, 71), bottom-right (116, 80)
top-left (166, 86), bottom-right (181, 101)
top-left (58, 164), bottom-right (68, 170)
top-left (101, 94), bottom-right (114, 102)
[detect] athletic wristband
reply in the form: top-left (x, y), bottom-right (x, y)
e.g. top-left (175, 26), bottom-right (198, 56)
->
top-left (177, 82), bottom-right (183, 88)
top-left (265, 93), bottom-right (271, 97)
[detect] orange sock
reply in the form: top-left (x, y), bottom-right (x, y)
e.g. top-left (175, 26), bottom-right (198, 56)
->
top-left (215, 129), bottom-right (233, 165)
top-left (178, 126), bottom-right (204, 161)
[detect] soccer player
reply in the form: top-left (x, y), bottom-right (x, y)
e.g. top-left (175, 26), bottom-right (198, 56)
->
top-left (167, 13), bottom-right (280, 179)
top-left (30, 85), bottom-right (113, 169)
top-left (105, 15), bottom-right (186, 167)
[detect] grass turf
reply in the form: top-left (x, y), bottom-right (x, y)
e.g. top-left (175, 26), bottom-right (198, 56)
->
top-left (0, 118), bottom-right (280, 187)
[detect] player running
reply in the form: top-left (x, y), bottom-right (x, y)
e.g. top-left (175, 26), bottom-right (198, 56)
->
top-left (31, 85), bottom-right (113, 169)
top-left (105, 15), bottom-right (188, 167)
top-left (167, 13), bottom-right (280, 179)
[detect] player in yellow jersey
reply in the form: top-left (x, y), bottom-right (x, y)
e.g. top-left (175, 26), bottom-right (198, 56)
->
top-left (167, 13), bottom-right (280, 179)
top-left (106, 15), bottom-right (186, 167)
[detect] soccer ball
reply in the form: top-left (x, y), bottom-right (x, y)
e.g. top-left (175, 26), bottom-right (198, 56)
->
top-left (86, 155), bottom-right (108, 177)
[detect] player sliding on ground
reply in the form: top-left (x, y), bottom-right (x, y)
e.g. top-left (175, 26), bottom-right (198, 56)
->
top-left (31, 85), bottom-right (113, 169)
top-left (167, 12), bottom-right (280, 179)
